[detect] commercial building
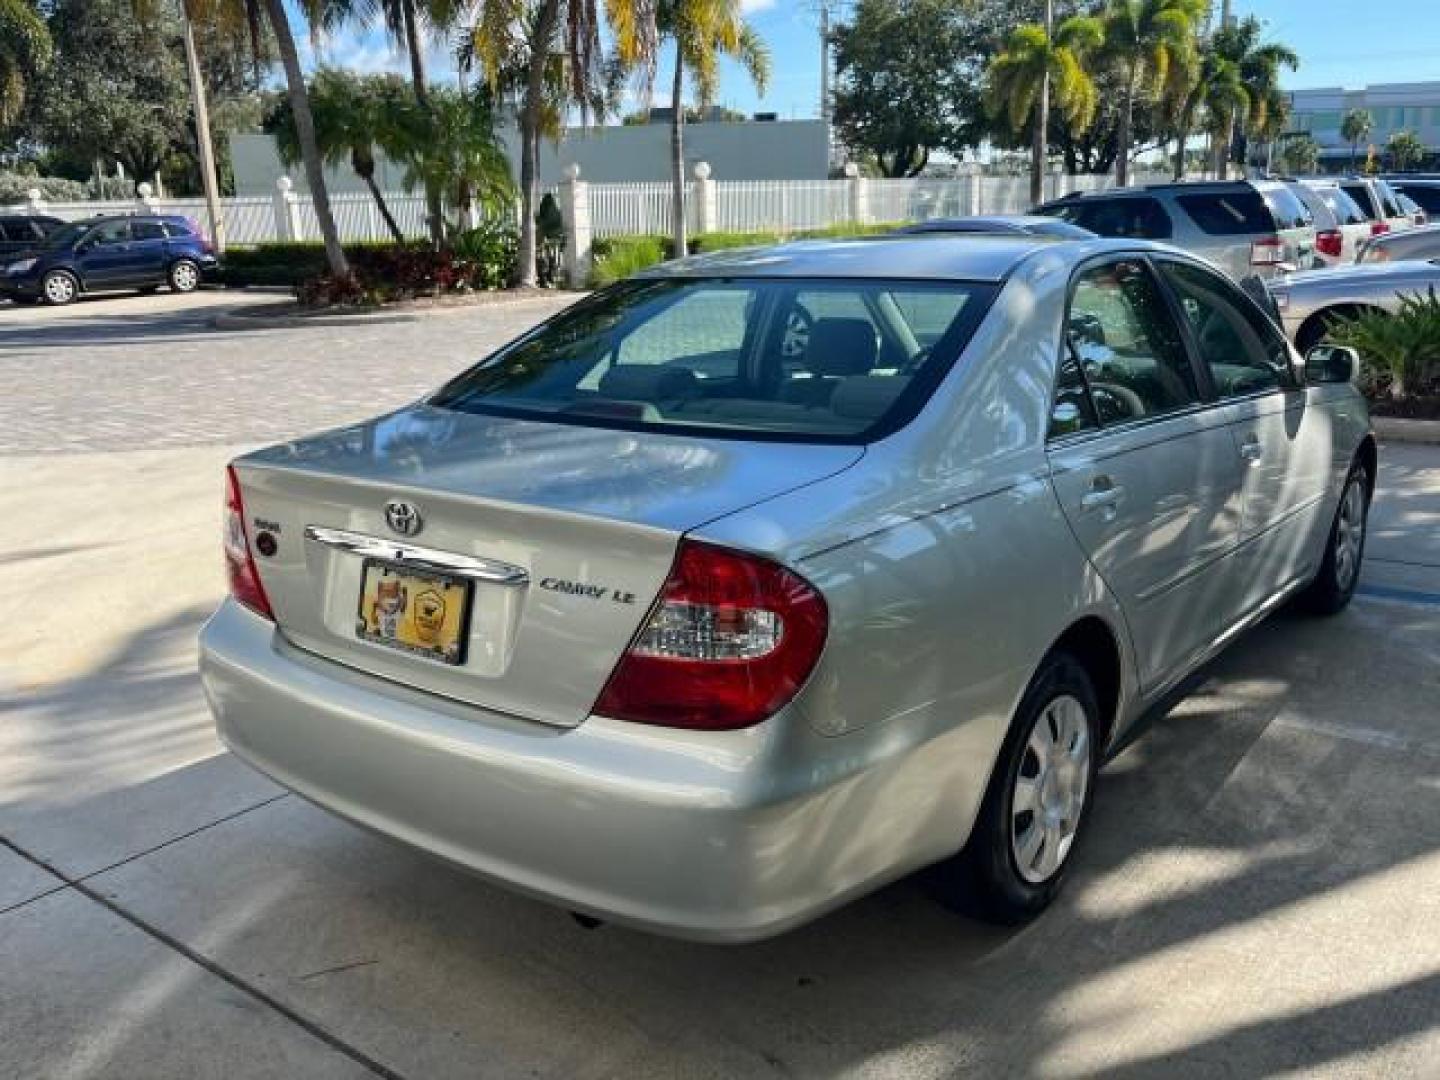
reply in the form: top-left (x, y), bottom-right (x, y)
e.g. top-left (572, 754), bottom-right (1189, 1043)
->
top-left (1288, 81), bottom-right (1440, 169)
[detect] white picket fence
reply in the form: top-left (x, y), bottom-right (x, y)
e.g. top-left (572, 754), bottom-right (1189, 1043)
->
top-left (14, 170), bottom-right (1172, 250)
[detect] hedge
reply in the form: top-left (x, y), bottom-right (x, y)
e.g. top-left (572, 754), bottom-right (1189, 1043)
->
top-left (588, 223), bottom-right (910, 287)
top-left (220, 241), bottom-right (399, 287)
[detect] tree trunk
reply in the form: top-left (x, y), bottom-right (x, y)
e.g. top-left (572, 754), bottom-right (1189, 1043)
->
top-left (181, 14), bottom-right (225, 252)
top-left (671, 46), bottom-right (688, 256)
top-left (359, 163), bottom-right (406, 243)
top-left (1172, 122), bottom-right (1188, 180)
top-left (516, 1), bottom-right (561, 288)
top-left (262, 0), bottom-right (347, 277)
top-left (400, 0), bottom-right (445, 247)
top-left (1116, 71), bottom-right (1135, 186)
top-left (1031, 0), bottom-right (1053, 207)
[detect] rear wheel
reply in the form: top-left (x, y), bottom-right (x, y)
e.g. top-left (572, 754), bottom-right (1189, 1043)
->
top-left (935, 652), bottom-right (1100, 922)
top-left (168, 258), bottom-right (200, 293)
top-left (1302, 461), bottom-right (1370, 614)
top-left (41, 269), bottom-right (78, 306)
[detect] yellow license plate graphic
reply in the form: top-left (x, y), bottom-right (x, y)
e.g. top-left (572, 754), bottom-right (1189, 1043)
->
top-left (356, 560), bottom-right (471, 665)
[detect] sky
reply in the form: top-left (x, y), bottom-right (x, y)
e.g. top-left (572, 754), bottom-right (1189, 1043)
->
top-left (304, 0), bottom-right (1440, 122)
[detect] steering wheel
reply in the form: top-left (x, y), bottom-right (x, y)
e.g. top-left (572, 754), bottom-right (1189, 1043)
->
top-left (1088, 381), bottom-right (1146, 423)
top-left (780, 304), bottom-right (815, 359)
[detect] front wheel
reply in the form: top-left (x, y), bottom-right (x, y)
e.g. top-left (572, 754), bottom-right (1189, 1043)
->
top-left (41, 270), bottom-right (78, 306)
top-left (935, 652), bottom-right (1100, 923)
top-left (168, 258), bottom-right (201, 293)
top-left (1302, 461), bottom-right (1370, 614)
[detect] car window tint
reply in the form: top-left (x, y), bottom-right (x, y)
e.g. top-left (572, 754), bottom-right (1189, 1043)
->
top-left (1376, 182), bottom-right (1403, 217)
top-left (1060, 198), bottom-right (1173, 239)
top-left (164, 221), bottom-right (195, 238)
top-left (1394, 184), bottom-right (1440, 214)
top-left (1263, 186), bottom-right (1312, 229)
top-left (888, 289), bottom-right (970, 346)
top-left (1175, 192), bottom-right (1274, 235)
top-left (1291, 187), bottom-right (1335, 229)
top-left (132, 220), bottom-right (167, 241)
top-left (1068, 259), bottom-right (1198, 423)
top-left (1320, 188), bottom-right (1368, 225)
top-left (1160, 261), bottom-right (1291, 398)
top-left (91, 219), bottom-right (132, 245)
top-left (1341, 182), bottom-right (1378, 219)
top-left (613, 287), bottom-right (749, 376)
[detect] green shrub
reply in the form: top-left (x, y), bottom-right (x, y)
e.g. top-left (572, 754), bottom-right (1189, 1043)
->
top-left (590, 234), bottom-right (671, 286)
top-left (689, 230), bottom-right (781, 253)
top-left (1326, 288), bottom-right (1440, 400)
top-left (450, 220), bottom-right (519, 290)
top-left (221, 241), bottom-right (396, 287)
top-left (794, 221), bottom-right (906, 239)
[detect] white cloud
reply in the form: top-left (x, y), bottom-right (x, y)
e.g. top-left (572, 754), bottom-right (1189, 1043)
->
top-left (741, 0), bottom-right (777, 11)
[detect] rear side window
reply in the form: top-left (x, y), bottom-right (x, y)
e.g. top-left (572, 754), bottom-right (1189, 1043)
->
top-left (1262, 186), bottom-right (1312, 230)
top-left (1045, 197), bottom-right (1173, 239)
top-left (1290, 186), bottom-right (1336, 229)
top-left (1176, 191), bottom-right (1275, 235)
top-left (1341, 182), bottom-right (1378, 219)
top-left (1320, 188), bottom-right (1369, 226)
top-left (164, 221), bottom-right (196, 238)
top-left (1393, 183), bottom-right (1440, 214)
top-left (133, 220), bottom-right (167, 241)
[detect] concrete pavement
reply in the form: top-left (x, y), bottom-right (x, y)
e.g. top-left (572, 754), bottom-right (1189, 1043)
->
top-left (3, 292), bottom-right (1439, 1079)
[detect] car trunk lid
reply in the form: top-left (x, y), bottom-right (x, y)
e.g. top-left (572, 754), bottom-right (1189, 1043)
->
top-left (233, 405), bottom-right (862, 727)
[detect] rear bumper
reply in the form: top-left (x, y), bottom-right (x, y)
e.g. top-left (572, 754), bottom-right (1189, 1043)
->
top-left (199, 599), bottom-right (955, 942)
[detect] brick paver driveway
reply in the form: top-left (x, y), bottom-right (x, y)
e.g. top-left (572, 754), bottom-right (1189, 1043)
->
top-left (3, 289), bottom-right (1440, 1080)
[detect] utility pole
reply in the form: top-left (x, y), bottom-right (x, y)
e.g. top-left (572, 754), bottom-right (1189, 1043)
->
top-left (181, 13), bottom-right (226, 252)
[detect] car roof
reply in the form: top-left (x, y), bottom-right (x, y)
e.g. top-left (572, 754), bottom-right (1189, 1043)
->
top-left (635, 235), bottom-right (1155, 283)
top-left (1051, 180), bottom-right (1261, 202)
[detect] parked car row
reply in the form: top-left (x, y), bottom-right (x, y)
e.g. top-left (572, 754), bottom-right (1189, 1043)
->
top-left (0, 213), bottom-right (218, 305)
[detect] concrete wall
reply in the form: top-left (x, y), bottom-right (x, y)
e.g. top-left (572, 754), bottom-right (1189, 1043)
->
top-left (230, 118), bottom-right (830, 196)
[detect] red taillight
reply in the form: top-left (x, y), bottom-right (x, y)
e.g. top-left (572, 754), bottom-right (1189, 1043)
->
top-left (224, 465), bottom-right (274, 620)
top-left (1317, 229), bottom-right (1343, 258)
top-left (1250, 235), bottom-right (1284, 265)
top-left (594, 541), bottom-right (828, 730)
top-left (1371, 220), bottom-right (1390, 237)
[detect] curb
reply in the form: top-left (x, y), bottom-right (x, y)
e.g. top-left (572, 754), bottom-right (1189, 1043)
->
top-left (1373, 417), bottom-right (1440, 445)
top-left (213, 292), bottom-right (581, 331)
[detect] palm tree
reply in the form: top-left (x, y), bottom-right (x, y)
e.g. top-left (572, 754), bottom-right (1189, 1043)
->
top-left (655, 0), bottom-right (768, 256)
top-left (471, 0), bottom-right (657, 287)
top-left (1341, 108), bottom-right (1373, 172)
top-left (1388, 129), bottom-right (1426, 173)
top-left (390, 85), bottom-right (516, 234)
top-left (270, 69), bottom-right (411, 243)
top-left (1167, 46), bottom-right (1243, 179)
top-left (0, 0), bottom-right (52, 129)
top-left (1206, 15), bottom-right (1296, 175)
top-left (986, 11), bottom-right (1103, 205)
top-left (1099, 0), bottom-right (1205, 187)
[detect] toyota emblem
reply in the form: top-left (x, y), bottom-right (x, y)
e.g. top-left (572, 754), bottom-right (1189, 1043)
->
top-left (384, 499), bottom-right (423, 537)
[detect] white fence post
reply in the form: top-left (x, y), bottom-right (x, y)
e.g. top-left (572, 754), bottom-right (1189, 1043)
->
top-left (693, 162), bottom-right (716, 235)
top-left (845, 163), bottom-right (869, 225)
top-left (24, 188), bottom-right (47, 216)
top-left (273, 177), bottom-right (301, 242)
top-left (135, 182), bottom-right (159, 214)
top-left (961, 165), bottom-right (981, 216)
top-left (559, 164), bottom-right (592, 288)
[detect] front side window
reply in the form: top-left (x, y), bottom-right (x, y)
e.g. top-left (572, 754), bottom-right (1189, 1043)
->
top-left (1160, 261), bottom-right (1293, 398)
top-left (1341, 182), bottom-right (1378, 219)
top-left (1066, 259), bottom-right (1198, 424)
top-left (431, 277), bottom-right (995, 442)
top-left (89, 219), bottom-right (132, 245)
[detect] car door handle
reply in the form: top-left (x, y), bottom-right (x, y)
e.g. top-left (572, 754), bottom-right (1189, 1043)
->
top-left (1239, 437), bottom-right (1263, 462)
top-left (1079, 477), bottom-right (1125, 514)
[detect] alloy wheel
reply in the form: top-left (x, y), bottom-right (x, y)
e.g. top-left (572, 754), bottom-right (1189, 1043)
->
top-left (43, 273), bottom-right (75, 304)
top-left (1334, 477), bottom-right (1367, 592)
top-left (1010, 694), bottom-right (1091, 884)
top-left (171, 261), bottom-right (199, 292)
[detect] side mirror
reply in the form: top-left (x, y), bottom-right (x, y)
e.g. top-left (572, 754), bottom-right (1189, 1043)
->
top-left (1305, 344), bottom-right (1358, 384)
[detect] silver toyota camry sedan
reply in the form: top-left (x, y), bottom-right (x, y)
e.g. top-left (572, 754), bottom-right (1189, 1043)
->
top-left (201, 236), bottom-right (1375, 942)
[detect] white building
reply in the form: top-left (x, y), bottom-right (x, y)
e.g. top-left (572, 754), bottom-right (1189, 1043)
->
top-left (1288, 81), bottom-right (1440, 168)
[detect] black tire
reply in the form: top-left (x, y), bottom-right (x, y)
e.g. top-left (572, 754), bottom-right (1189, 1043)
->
top-left (40, 269), bottom-right (79, 306)
top-left (168, 258), bottom-right (201, 293)
top-left (1302, 460), bottom-right (1370, 615)
top-left (934, 651), bottom-right (1101, 923)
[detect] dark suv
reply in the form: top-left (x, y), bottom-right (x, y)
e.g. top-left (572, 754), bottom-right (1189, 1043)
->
top-left (1, 214), bottom-right (218, 305)
top-left (0, 213), bottom-right (63, 258)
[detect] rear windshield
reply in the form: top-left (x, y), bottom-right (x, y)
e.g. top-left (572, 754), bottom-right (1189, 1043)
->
top-left (430, 277), bottom-right (996, 443)
top-left (1341, 182), bottom-right (1378, 219)
top-left (1176, 191), bottom-right (1278, 234)
top-left (1393, 183), bottom-right (1440, 214)
top-left (1040, 197), bottom-right (1173, 239)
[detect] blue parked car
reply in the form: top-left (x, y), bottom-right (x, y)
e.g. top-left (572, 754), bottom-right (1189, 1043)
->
top-left (1, 214), bottom-right (219, 305)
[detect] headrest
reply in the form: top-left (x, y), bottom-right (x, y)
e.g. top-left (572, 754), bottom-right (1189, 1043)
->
top-left (598, 364), bottom-right (700, 401)
top-left (804, 318), bottom-right (878, 377)
top-left (830, 376), bottom-right (909, 421)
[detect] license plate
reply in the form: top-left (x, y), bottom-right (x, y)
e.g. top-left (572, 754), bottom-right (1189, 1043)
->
top-left (356, 559), bottom-right (472, 666)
